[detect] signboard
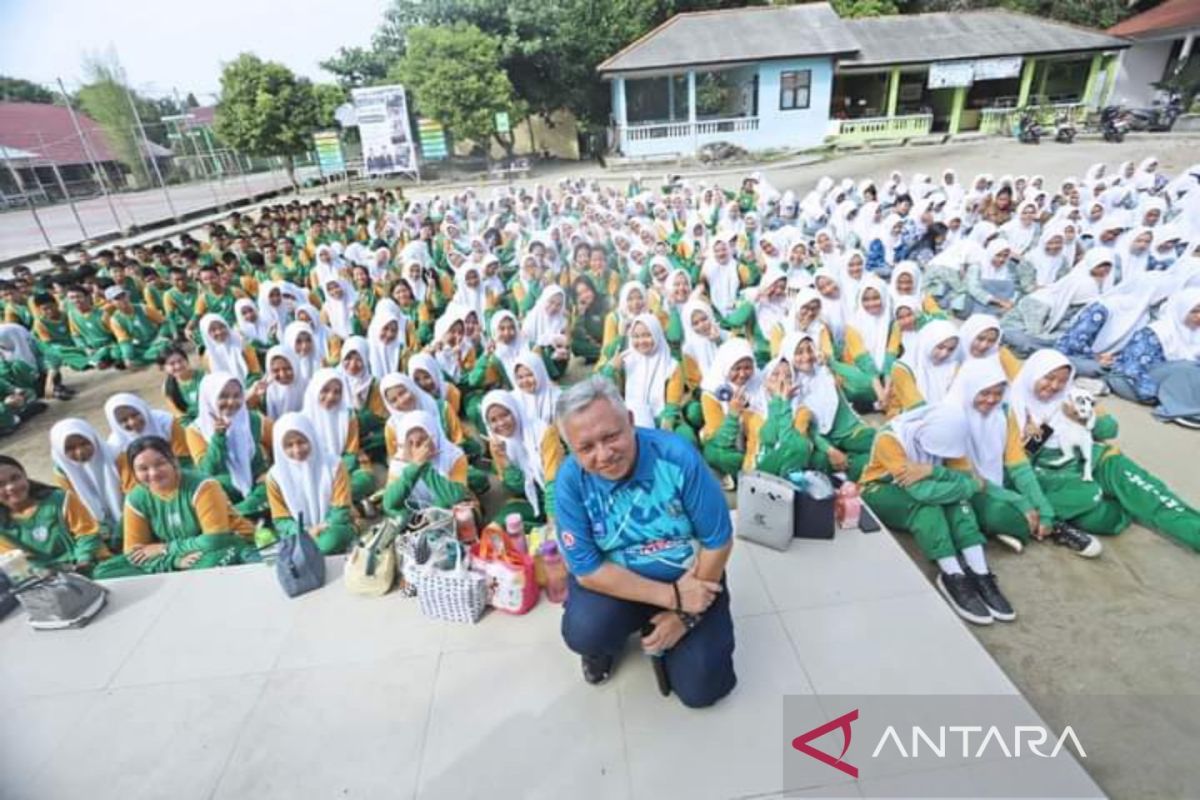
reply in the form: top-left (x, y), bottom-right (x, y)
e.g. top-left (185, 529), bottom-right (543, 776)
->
top-left (973, 56), bottom-right (1023, 81)
top-left (494, 111), bottom-right (510, 134)
top-left (417, 118), bottom-right (448, 161)
top-left (312, 130), bottom-right (345, 176)
top-left (351, 84), bottom-right (419, 178)
top-left (928, 62), bottom-right (974, 89)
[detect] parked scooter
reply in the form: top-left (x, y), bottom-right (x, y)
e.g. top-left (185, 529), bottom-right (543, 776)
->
top-left (1054, 110), bottom-right (1076, 144)
top-left (1017, 109), bottom-right (1043, 144)
top-left (1126, 93), bottom-right (1184, 132)
top-left (1099, 105), bottom-right (1129, 142)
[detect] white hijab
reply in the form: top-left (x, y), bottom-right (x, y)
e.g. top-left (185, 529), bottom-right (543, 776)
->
top-left (269, 412), bottom-right (337, 527)
top-left (512, 350), bottom-right (561, 429)
top-left (407, 352), bottom-right (449, 402)
top-left (622, 314), bottom-right (676, 428)
top-left (1030, 249), bottom-right (1116, 334)
top-left (903, 319), bottom-right (961, 406)
top-left (200, 314), bottom-right (250, 383)
top-left (701, 338), bottom-right (768, 416)
top-left (103, 392), bottom-right (175, 452)
top-left (0, 323), bottom-right (37, 365)
top-left (338, 335), bottom-right (375, 410)
top-left (1010, 349), bottom-right (1075, 430)
top-left (702, 247), bottom-right (741, 316)
top-left (1150, 286), bottom-right (1200, 361)
top-left (50, 418), bottom-right (124, 527)
top-left (366, 306), bottom-right (405, 380)
top-left (263, 346), bottom-right (307, 420)
top-left (959, 313), bottom-right (1003, 363)
top-left (488, 309), bottom-right (529, 384)
top-left (195, 372), bottom-right (254, 497)
top-left (389, 410), bottom-right (465, 502)
top-left (886, 402), bottom-right (969, 466)
top-left (780, 331), bottom-right (839, 434)
top-left (322, 279), bottom-right (359, 339)
top-left (482, 390), bottom-right (549, 517)
top-left (302, 368), bottom-right (352, 458)
top-left (850, 275), bottom-right (892, 371)
top-left (947, 358), bottom-right (1010, 485)
top-left (521, 285), bottom-right (568, 347)
top-left (235, 298), bottom-right (270, 343)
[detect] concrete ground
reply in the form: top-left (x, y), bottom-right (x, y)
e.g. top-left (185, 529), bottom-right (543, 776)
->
top-left (4, 136), bottom-right (1199, 798)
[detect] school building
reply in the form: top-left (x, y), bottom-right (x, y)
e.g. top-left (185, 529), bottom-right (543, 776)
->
top-left (598, 3), bottom-right (1130, 158)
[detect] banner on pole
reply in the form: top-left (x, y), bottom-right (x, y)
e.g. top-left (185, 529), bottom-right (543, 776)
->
top-left (351, 85), bottom-right (419, 179)
top-left (312, 130), bottom-right (346, 175)
top-left (417, 118), bottom-right (448, 161)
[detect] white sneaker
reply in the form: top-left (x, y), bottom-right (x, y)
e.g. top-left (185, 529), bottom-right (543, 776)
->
top-left (996, 533), bottom-right (1024, 554)
top-left (1074, 377), bottom-right (1109, 396)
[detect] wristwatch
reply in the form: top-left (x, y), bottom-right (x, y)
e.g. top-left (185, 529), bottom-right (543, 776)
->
top-left (676, 611), bottom-right (701, 630)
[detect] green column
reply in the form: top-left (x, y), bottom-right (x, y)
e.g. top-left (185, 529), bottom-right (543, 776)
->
top-left (948, 85), bottom-right (968, 134)
top-left (1081, 53), bottom-right (1103, 107)
top-left (1016, 57), bottom-right (1036, 107)
top-left (1101, 54), bottom-right (1120, 106)
top-left (886, 67), bottom-right (901, 117)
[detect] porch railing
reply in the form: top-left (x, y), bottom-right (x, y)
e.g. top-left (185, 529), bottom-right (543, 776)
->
top-left (616, 116), bottom-right (760, 150)
top-left (979, 103), bottom-right (1089, 136)
top-left (830, 114), bottom-right (933, 143)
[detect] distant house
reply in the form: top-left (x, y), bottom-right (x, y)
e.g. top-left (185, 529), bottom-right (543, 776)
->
top-left (0, 101), bottom-right (172, 204)
top-left (1108, 0), bottom-right (1199, 107)
top-left (598, 3), bottom-right (1129, 158)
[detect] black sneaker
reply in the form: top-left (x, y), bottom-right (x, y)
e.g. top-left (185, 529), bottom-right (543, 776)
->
top-left (581, 654), bottom-right (614, 685)
top-left (969, 571), bottom-right (1016, 622)
top-left (936, 572), bottom-right (993, 625)
top-left (1051, 522), bottom-right (1102, 558)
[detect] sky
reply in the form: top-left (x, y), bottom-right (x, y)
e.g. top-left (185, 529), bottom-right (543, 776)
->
top-left (0, 0), bottom-right (388, 101)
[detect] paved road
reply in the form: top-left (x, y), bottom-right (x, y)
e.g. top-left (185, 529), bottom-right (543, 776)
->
top-left (0, 167), bottom-right (321, 261)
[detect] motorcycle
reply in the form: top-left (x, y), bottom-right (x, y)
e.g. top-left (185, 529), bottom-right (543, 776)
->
top-left (1099, 105), bottom-right (1129, 143)
top-left (1054, 111), bottom-right (1076, 144)
top-left (1126, 93), bottom-right (1184, 132)
top-left (1017, 109), bottom-right (1043, 144)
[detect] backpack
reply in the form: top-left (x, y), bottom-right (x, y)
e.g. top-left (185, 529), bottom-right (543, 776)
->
top-left (12, 571), bottom-right (108, 630)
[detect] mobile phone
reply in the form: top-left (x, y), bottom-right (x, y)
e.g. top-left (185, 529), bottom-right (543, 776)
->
top-left (1024, 423), bottom-right (1054, 456)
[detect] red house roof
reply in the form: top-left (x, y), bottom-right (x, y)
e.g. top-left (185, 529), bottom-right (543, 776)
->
top-left (0, 101), bottom-right (171, 167)
top-left (1109, 0), bottom-right (1200, 40)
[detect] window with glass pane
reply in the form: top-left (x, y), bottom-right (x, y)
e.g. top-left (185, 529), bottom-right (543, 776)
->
top-left (780, 70), bottom-right (811, 110)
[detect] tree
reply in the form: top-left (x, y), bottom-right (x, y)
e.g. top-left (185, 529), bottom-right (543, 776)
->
top-left (392, 23), bottom-right (524, 156)
top-left (76, 54), bottom-right (152, 188)
top-left (184, 92), bottom-right (200, 108)
top-left (214, 54), bottom-right (320, 186)
top-left (0, 76), bottom-right (55, 104)
top-left (320, 46), bottom-right (394, 88)
top-left (312, 83), bottom-right (348, 128)
top-left (831, 0), bottom-right (901, 15)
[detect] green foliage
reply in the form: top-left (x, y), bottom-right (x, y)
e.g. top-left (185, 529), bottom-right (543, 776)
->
top-left (214, 54), bottom-right (320, 176)
top-left (999, 0), bottom-right (1133, 29)
top-left (391, 23), bottom-right (523, 151)
top-left (76, 55), bottom-right (151, 187)
top-left (0, 76), bottom-right (55, 104)
top-left (830, 0), bottom-right (900, 16)
top-left (319, 46), bottom-right (394, 88)
top-left (312, 83), bottom-right (348, 127)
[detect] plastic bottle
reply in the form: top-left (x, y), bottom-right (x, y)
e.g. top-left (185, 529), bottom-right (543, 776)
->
top-left (540, 541), bottom-right (568, 603)
top-left (836, 482), bottom-right (862, 529)
top-left (505, 512), bottom-right (528, 554)
top-left (454, 503), bottom-right (478, 544)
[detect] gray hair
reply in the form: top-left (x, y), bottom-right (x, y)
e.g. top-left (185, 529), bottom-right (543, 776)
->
top-left (554, 374), bottom-right (627, 436)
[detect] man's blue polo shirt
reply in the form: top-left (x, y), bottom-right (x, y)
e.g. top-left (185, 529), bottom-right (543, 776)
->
top-left (554, 427), bottom-right (732, 582)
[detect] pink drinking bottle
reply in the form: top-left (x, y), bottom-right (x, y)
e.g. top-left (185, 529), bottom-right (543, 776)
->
top-left (540, 541), bottom-right (568, 603)
top-left (837, 482), bottom-right (862, 529)
top-left (506, 512), bottom-right (529, 554)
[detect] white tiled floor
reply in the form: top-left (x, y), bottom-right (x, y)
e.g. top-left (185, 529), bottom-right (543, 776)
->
top-left (1, 525), bottom-right (1103, 799)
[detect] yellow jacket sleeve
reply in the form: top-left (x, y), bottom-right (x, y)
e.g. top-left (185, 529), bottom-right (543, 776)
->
top-left (62, 490), bottom-right (100, 538)
top-left (194, 478), bottom-right (252, 537)
top-left (185, 424), bottom-right (208, 463)
top-left (665, 364), bottom-right (684, 407)
top-left (682, 354), bottom-right (702, 390)
top-left (266, 476), bottom-right (289, 521)
top-left (541, 427), bottom-right (565, 482)
top-left (1003, 410), bottom-right (1028, 467)
top-left (842, 327), bottom-right (866, 364)
top-left (448, 454), bottom-right (468, 486)
top-left (700, 392), bottom-right (726, 442)
top-left (169, 420), bottom-right (190, 461)
top-left (861, 433), bottom-right (909, 484)
top-left (884, 363), bottom-right (922, 419)
top-left (999, 347), bottom-right (1023, 382)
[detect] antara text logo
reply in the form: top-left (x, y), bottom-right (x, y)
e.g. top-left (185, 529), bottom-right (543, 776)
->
top-left (791, 709), bottom-right (1087, 780)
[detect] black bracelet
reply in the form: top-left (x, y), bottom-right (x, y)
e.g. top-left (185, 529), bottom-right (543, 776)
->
top-left (672, 580), bottom-right (682, 612)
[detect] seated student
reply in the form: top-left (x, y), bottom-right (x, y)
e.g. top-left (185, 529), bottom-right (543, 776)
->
top-left (750, 355), bottom-right (821, 477)
top-left (769, 288), bottom-right (834, 361)
top-left (409, 351), bottom-right (462, 418)
top-left (199, 314), bottom-right (261, 384)
top-left (49, 419), bottom-right (129, 554)
top-left (248, 346), bottom-right (306, 420)
top-left (1002, 250), bottom-right (1116, 357)
top-left (380, 371), bottom-right (464, 455)
top-left (962, 240), bottom-right (1018, 317)
top-left (1054, 278), bottom-right (1162, 379)
top-left (320, 278), bottom-right (367, 355)
top-left (65, 284), bottom-right (120, 368)
top-left (235, 298), bottom-right (274, 358)
top-left (511, 350), bottom-right (562, 431)
top-left (602, 314), bottom-right (688, 440)
top-left (162, 268), bottom-right (198, 340)
top-left (481, 390), bottom-right (564, 526)
top-left (861, 402), bottom-right (1014, 625)
top-left (1109, 287), bottom-right (1200, 427)
top-left (720, 266), bottom-right (784, 364)
top-left (0, 455), bottom-right (108, 571)
top-left (864, 213), bottom-right (907, 279)
top-left (0, 320), bottom-right (71, 402)
top-left (366, 304), bottom-right (408, 379)
top-left (283, 320), bottom-right (322, 384)
top-left (338, 335), bottom-right (388, 460)
top-left (31, 291), bottom-right (91, 376)
top-left (381, 410), bottom-right (470, 524)
top-left (569, 274), bottom-right (608, 364)
top-left (159, 346), bottom-right (206, 427)
top-left (1011, 350), bottom-right (1200, 552)
top-left (265, 413), bottom-right (355, 555)
top-left (958, 314), bottom-right (1023, 381)
top-left (699, 339), bottom-right (767, 489)
top-left (834, 276), bottom-right (899, 411)
top-left (104, 392), bottom-right (191, 470)
top-left (884, 319), bottom-right (961, 418)
top-left (521, 285), bottom-right (571, 378)
top-left (93, 436), bottom-right (257, 578)
top-left (303, 368), bottom-right (376, 504)
top-left (946, 359), bottom-right (1100, 558)
top-left (185, 372), bottom-right (273, 518)
top-left (782, 332), bottom-right (876, 481)
top-left (105, 285), bottom-right (172, 367)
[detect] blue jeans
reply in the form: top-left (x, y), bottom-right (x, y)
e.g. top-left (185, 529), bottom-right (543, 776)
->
top-left (561, 573), bottom-right (737, 708)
